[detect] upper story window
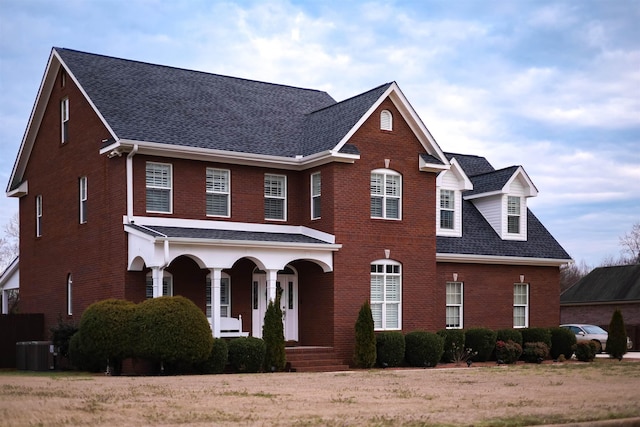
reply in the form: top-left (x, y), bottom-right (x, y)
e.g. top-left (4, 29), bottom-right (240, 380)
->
top-left (264, 174), bottom-right (286, 221)
top-left (146, 162), bottom-right (172, 213)
top-left (206, 273), bottom-right (231, 317)
top-left (439, 189), bottom-right (455, 230)
top-left (370, 170), bottom-right (401, 220)
top-left (370, 260), bottom-right (402, 330)
top-left (507, 196), bottom-right (521, 234)
top-left (79, 176), bottom-right (88, 224)
top-left (206, 168), bottom-right (230, 217)
top-left (67, 273), bottom-right (73, 316)
top-left (61, 98), bottom-right (69, 143)
top-left (380, 110), bottom-right (393, 131)
top-left (145, 271), bottom-right (173, 298)
top-left (311, 172), bottom-right (321, 220)
top-left (513, 283), bottom-right (529, 328)
top-left (446, 281), bottom-right (463, 329)
top-left (36, 195), bottom-right (43, 237)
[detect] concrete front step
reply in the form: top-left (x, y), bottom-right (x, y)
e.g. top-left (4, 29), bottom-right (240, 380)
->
top-left (285, 347), bottom-right (349, 372)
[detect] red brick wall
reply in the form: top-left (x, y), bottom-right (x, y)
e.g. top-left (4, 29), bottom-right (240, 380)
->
top-left (19, 67), bottom-right (129, 333)
top-left (561, 303), bottom-right (640, 327)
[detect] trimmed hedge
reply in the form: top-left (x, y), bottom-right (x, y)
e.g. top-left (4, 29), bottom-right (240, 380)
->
top-left (549, 327), bottom-right (576, 360)
top-left (522, 342), bottom-right (549, 363)
top-left (495, 340), bottom-right (522, 364)
top-left (228, 337), bottom-right (266, 373)
top-left (575, 341), bottom-right (597, 362)
top-left (195, 338), bottom-right (229, 374)
top-left (464, 328), bottom-right (497, 362)
top-left (376, 331), bottom-right (405, 368)
top-left (495, 328), bottom-right (523, 347)
top-left (521, 328), bottom-right (552, 349)
top-left (404, 331), bottom-right (444, 368)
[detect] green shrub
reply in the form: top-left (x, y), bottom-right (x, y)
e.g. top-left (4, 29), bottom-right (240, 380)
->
top-left (228, 337), bottom-right (266, 373)
top-left (607, 309), bottom-right (628, 360)
top-left (575, 341), bottom-right (597, 362)
top-left (353, 301), bottom-right (376, 368)
top-left (404, 331), bottom-right (444, 368)
top-left (133, 296), bottom-right (213, 367)
top-left (549, 327), bottom-right (577, 360)
top-left (68, 330), bottom-right (102, 372)
top-left (437, 329), bottom-right (467, 363)
top-left (76, 299), bottom-right (136, 374)
top-left (464, 328), bottom-right (497, 362)
top-left (262, 292), bottom-right (286, 372)
top-left (522, 342), bottom-right (549, 363)
top-left (495, 328), bottom-right (523, 347)
top-left (495, 340), bottom-right (522, 364)
top-left (195, 338), bottom-right (229, 374)
top-left (376, 331), bottom-right (405, 367)
top-left (520, 328), bottom-right (552, 349)
top-left (50, 317), bottom-right (78, 361)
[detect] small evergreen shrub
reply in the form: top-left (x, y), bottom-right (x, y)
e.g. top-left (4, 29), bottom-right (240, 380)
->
top-left (464, 328), bottom-right (497, 362)
top-left (520, 328), bottom-right (552, 349)
top-left (522, 342), bottom-right (549, 363)
top-left (262, 291), bottom-right (286, 372)
top-left (228, 337), bottom-right (266, 373)
top-left (354, 301), bottom-right (376, 368)
top-left (68, 330), bottom-right (103, 372)
top-left (549, 327), bottom-right (577, 360)
top-left (195, 338), bottom-right (229, 374)
top-left (575, 341), bottom-right (597, 362)
top-left (495, 328), bottom-right (523, 347)
top-left (49, 317), bottom-right (78, 365)
top-left (495, 340), bottom-right (522, 364)
top-left (376, 331), bottom-right (405, 368)
top-left (607, 309), bottom-right (628, 360)
top-left (437, 329), bottom-right (466, 363)
top-left (404, 331), bottom-right (444, 368)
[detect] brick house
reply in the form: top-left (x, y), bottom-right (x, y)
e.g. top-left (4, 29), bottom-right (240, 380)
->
top-left (6, 48), bottom-right (571, 367)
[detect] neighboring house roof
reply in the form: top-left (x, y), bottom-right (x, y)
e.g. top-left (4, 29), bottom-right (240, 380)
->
top-left (561, 264), bottom-right (640, 304)
top-left (0, 257), bottom-right (19, 291)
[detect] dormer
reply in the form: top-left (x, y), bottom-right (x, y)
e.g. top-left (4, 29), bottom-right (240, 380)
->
top-left (463, 166), bottom-right (538, 241)
top-left (436, 158), bottom-right (473, 237)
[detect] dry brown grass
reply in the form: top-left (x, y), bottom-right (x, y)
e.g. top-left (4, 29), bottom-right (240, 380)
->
top-left (1, 359), bottom-right (640, 426)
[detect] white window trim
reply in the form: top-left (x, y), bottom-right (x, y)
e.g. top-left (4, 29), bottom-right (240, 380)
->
top-left (206, 168), bottom-right (231, 218)
top-left (67, 273), bottom-right (73, 316)
top-left (437, 189), bottom-right (461, 236)
top-left (445, 281), bottom-right (463, 329)
top-left (311, 172), bottom-right (321, 220)
top-left (145, 162), bottom-right (173, 214)
top-left (370, 169), bottom-right (402, 220)
top-left (145, 271), bottom-right (174, 298)
top-left (513, 283), bottom-right (529, 328)
top-left (264, 174), bottom-right (287, 221)
top-left (370, 259), bottom-right (402, 331)
top-left (507, 196), bottom-right (521, 235)
top-left (79, 176), bottom-right (87, 224)
top-left (61, 98), bottom-right (69, 143)
top-left (380, 109), bottom-right (393, 131)
top-left (36, 195), bottom-right (42, 237)
top-left (206, 272), bottom-right (231, 318)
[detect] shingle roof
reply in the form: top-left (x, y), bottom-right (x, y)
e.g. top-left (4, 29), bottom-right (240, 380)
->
top-left (465, 166), bottom-right (520, 196)
top-left (128, 224), bottom-right (331, 245)
top-left (56, 48), bottom-right (341, 157)
top-left (445, 153), bottom-right (494, 176)
top-left (437, 201), bottom-right (571, 260)
top-left (561, 265), bottom-right (640, 304)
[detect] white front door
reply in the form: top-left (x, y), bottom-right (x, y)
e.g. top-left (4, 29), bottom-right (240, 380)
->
top-left (252, 267), bottom-right (298, 341)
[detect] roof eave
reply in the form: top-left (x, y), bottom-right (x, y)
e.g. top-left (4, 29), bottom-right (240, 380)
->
top-left (436, 253), bottom-right (572, 267)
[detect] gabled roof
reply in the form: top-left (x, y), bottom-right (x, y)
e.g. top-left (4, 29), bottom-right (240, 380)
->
top-left (445, 153), bottom-right (494, 177)
top-left (561, 264), bottom-right (640, 304)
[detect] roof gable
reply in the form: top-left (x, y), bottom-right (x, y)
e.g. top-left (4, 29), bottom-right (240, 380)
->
top-left (561, 264), bottom-right (640, 303)
top-left (465, 166), bottom-right (538, 199)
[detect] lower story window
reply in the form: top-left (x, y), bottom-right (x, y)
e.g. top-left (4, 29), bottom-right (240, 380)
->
top-left (370, 260), bottom-right (401, 330)
top-left (513, 283), bottom-right (529, 328)
top-left (145, 271), bottom-right (173, 298)
top-left (446, 281), bottom-right (463, 328)
top-left (206, 274), bottom-right (230, 317)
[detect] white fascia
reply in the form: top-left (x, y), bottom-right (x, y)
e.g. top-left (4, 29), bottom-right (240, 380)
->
top-left (436, 158), bottom-right (473, 190)
top-left (436, 252), bottom-right (573, 267)
top-left (101, 139), bottom-right (359, 171)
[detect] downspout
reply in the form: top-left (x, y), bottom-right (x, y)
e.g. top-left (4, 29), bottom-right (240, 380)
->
top-left (126, 144), bottom-right (139, 223)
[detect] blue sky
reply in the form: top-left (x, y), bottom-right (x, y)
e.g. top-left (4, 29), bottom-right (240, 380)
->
top-left (0, 0), bottom-right (638, 267)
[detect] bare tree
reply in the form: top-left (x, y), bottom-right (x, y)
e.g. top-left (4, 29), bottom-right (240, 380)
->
top-left (0, 212), bottom-right (19, 273)
top-left (560, 259), bottom-right (591, 292)
top-left (619, 222), bottom-right (640, 264)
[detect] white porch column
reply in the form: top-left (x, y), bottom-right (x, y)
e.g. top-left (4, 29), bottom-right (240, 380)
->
top-left (151, 266), bottom-right (164, 298)
top-left (266, 269), bottom-right (278, 303)
top-left (210, 268), bottom-right (222, 338)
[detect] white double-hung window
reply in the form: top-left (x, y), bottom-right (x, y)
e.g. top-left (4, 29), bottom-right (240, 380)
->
top-left (439, 189), bottom-right (455, 230)
top-left (264, 174), bottom-right (286, 220)
top-left (513, 283), bottom-right (529, 328)
top-left (370, 260), bottom-right (401, 330)
top-left (206, 273), bottom-right (231, 318)
top-left (146, 162), bottom-right (172, 213)
top-left (311, 172), bottom-right (321, 220)
top-left (370, 170), bottom-right (401, 219)
top-left (61, 98), bottom-right (69, 143)
top-left (145, 272), bottom-right (173, 298)
top-left (507, 196), bottom-right (521, 234)
top-left (79, 176), bottom-right (88, 224)
top-left (206, 168), bottom-right (230, 217)
top-left (445, 281), bottom-right (463, 329)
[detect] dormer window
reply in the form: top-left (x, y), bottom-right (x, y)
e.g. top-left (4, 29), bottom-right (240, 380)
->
top-left (380, 110), bottom-right (392, 131)
top-left (439, 190), bottom-right (455, 230)
top-left (507, 196), bottom-right (521, 234)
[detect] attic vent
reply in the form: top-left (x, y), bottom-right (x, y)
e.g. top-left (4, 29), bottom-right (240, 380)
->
top-left (380, 110), bottom-right (392, 131)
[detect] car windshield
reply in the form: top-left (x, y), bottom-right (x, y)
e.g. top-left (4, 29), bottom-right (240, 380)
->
top-left (582, 325), bottom-right (607, 334)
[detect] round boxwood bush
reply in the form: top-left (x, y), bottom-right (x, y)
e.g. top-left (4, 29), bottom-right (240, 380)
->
top-left (437, 329), bottom-right (466, 363)
top-left (495, 340), bottom-right (522, 364)
top-left (195, 338), bottom-right (229, 374)
top-left (575, 341), bottom-right (597, 362)
top-left (76, 299), bottom-right (137, 374)
top-left (495, 328), bottom-right (523, 347)
top-left (228, 337), bottom-right (266, 373)
top-left (549, 327), bottom-right (577, 360)
top-left (522, 342), bottom-right (549, 363)
top-left (376, 331), bottom-right (405, 368)
top-left (520, 328), bottom-right (552, 349)
top-left (464, 328), bottom-right (497, 362)
top-left (68, 330), bottom-right (103, 372)
top-left (404, 331), bottom-right (444, 368)
top-left (133, 296), bottom-right (213, 367)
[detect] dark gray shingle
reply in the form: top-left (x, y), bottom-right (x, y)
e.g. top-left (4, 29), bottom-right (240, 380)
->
top-left (561, 265), bottom-right (640, 303)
